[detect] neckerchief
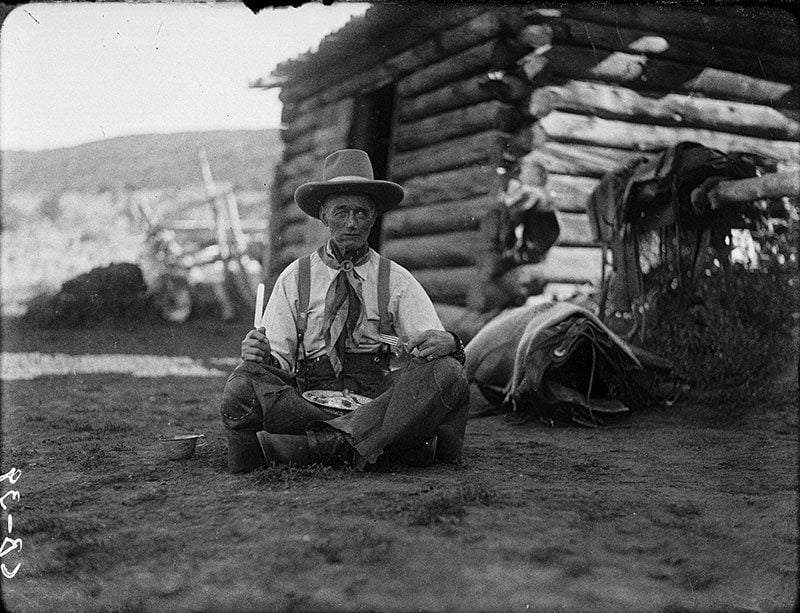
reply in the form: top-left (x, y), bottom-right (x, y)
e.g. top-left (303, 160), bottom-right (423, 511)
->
top-left (319, 241), bottom-right (370, 376)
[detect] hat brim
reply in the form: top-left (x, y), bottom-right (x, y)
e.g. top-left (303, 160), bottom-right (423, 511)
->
top-left (294, 180), bottom-right (404, 218)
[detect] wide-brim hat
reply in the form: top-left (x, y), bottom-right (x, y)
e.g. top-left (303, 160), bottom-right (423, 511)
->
top-left (294, 149), bottom-right (405, 219)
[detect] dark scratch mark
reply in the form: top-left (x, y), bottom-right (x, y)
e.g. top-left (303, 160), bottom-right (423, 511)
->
top-left (23, 9), bottom-right (40, 24)
top-left (757, 56), bottom-right (767, 80)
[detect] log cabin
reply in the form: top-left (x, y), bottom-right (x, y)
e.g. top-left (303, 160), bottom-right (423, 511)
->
top-left (251, 4), bottom-right (799, 335)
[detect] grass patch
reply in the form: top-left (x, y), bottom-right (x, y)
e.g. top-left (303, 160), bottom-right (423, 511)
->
top-left (77, 441), bottom-right (121, 471)
top-left (17, 514), bottom-right (104, 539)
top-left (246, 462), bottom-right (350, 489)
top-left (312, 528), bottom-right (393, 564)
top-left (408, 484), bottom-right (497, 527)
top-left (528, 544), bottom-right (575, 565)
top-left (63, 417), bottom-right (134, 434)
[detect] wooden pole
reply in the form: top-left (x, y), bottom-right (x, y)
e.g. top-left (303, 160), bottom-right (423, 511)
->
top-left (199, 149), bottom-right (231, 261)
top-left (225, 192), bottom-right (248, 255)
top-left (707, 171), bottom-right (800, 208)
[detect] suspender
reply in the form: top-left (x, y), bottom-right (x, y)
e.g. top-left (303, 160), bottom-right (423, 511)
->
top-left (295, 254), bottom-right (312, 366)
top-left (295, 251), bottom-right (393, 364)
top-left (377, 254), bottom-right (392, 336)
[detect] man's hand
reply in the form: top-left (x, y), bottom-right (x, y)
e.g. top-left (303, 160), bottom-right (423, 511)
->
top-left (241, 327), bottom-right (272, 363)
top-left (407, 329), bottom-right (456, 361)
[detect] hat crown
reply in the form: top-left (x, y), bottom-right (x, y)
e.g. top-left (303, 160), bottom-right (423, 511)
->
top-left (322, 149), bottom-right (374, 182)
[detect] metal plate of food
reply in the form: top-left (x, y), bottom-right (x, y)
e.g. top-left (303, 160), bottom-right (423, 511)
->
top-left (301, 389), bottom-right (371, 412)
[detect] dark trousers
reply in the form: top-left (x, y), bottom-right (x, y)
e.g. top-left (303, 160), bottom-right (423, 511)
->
top-left (220, 355), bottom-right (469, 473)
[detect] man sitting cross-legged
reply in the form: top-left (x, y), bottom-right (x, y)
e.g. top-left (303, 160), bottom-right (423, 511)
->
top-left (220, 149), bottom-right (469, 473)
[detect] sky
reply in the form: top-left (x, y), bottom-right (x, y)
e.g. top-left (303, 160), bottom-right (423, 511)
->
top-left (0, 2), bottom-right (370, 151)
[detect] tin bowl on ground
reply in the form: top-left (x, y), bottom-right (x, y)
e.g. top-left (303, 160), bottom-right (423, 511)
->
top-left (158, 434), bottom-right (206, 460)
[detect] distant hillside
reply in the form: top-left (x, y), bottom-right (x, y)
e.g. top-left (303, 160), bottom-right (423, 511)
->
top-left (1, 129), bottom-right (283, 194)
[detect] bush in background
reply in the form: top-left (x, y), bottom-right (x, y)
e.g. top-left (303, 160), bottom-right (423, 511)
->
top-left (23, 263), bottom-right (155, 328)
top-left (639, 218), bottom-right (798, 387)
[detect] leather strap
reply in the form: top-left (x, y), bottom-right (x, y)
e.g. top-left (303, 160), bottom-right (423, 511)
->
top-left (295, 254), bottom-right (312, 365)
top-left (377, 255), bottom-right (392, 336)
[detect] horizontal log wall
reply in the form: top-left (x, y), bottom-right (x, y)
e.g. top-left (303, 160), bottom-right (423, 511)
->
top-left (383, 195), bottom-right (495, 239)
top-left (410, 267), bottom-right (476, 306)
top-left (528, 143), bottom-right (656, 178)
top-left (391, 130), bottom-right (512, 180)
top-left (271, 8), bottom-right (526, 296)
top-left (280, 6), bottom-right (488, 104)
top-left (507, 4), bottom-right (800, 290)
top-left (537, 112), bottom-right (800, 162)
top-left (518, 17), bottom-right (800, 84)
top-left (396, 39), bottom-right (525, 98)
top-left (385, 18), bottom-right (540, 311)
top-left (382, 230), bottom-right (487, 269)
top-left (522, 46), bottom-right (797, 110)
top-left (400, 166), bottom-right (501, 207)
top-left (394, 101), bottom-right (525, 152)
top-left (397, 72), bottom-right (531, 122)
top-left (278, 9), bottom-right (524, 117)
top-left (503, 247), bottom-right (604, 288)
top-left (529, 82), bottom-right (800, 141)
top-left (271, 4), bottom-right (800, 304)
top-left (560, 5), bottom-right (800, 57)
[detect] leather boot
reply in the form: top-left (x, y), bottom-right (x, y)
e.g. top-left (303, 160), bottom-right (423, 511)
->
top-left (257, 428), bottom-right (356, 467)
top-left (306, 428), bottom-right (357, 467)
top-left (256, 431), bottom-right (314, 465)
top-left (382, 434), bottom-right (438, 467)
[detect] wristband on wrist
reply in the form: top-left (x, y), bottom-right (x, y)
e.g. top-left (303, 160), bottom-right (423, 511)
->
top-left (447, 331), bottom-right (466, 365)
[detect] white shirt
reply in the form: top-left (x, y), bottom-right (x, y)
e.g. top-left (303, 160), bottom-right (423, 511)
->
top-left (260, 247), bottom-right (444, 372)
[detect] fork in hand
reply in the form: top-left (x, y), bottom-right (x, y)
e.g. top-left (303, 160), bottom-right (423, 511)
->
top-left (378, 334), bottom-right (408, 351)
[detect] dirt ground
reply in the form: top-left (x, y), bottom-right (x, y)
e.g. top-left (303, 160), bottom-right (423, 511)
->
top-left (1, 315), bottom-right (797, 612)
